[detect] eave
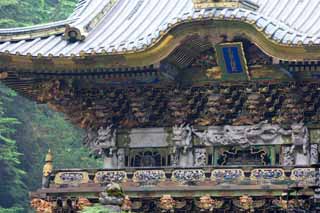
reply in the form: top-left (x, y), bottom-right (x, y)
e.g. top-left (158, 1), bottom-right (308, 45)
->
top-left (1, 19), bottom-right (320, 73)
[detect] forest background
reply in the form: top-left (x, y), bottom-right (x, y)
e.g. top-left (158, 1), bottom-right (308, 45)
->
top-left (0, 0), bottom-right (101, 212)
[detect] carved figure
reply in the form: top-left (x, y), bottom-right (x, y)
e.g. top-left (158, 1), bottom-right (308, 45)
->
top-left (76, 198), bottom-right (92, 210)
top-left (172, 123), bottom-right (193, 154)
top-left (311, 144), bottom-right (319, 165)
top-left (159, 195), bottom-right (176, 212)
top-left (121, 196), bottom-right (133, 212)
top-left (234, 195), bottom-right (265, 212)
top-left (194, 148), bottom-right (207, 166)
top-left (290, 123), bottom-right (309, 155)
top-left (30, 199), bottom-right (53, 213)
top-left (193, 122), bottom-right (310, 154)
top-left (85, 125), bottom-right (116, 157)
top-left (193, 121), bottom-right (282, 147)
top-left (282, 146), bottom-right (295, 166)
top-left (272, 197), bottom-right (304, 210)
top-left (196, 195), bottom-right (224, 211)
top-left (117, 149), bottom-right (125, 168)
top-left (99, 183), bottom-right (124, 206)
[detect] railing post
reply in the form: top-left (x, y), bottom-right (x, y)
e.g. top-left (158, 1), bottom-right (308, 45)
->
top-left (42, 149), bottom-right (53, 188)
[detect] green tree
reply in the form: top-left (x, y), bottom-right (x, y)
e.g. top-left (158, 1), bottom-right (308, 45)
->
top-left (0, 85), bottom-right (26, 212)
top-left (0, 0), bottom-right (77, 28)
top-left (0, 0), bottom-right (101, 211)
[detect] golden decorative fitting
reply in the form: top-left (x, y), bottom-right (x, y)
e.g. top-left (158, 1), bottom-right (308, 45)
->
top-left (159, 195), bottom-right (176, 211)
top-left (196, 195), bottom-right (224, 211)
top-left (193, 0), bottom-right (240, 9)
top-left (234, 195), bottom-right (265, 212)
top-left (30, 198), bottom-right (53, 213)
top-left (193, 0), bottom-right (259, 10)
top-left (272, 197), bottom-right (304, 210)
top-left (43, 149), bottom-right (53, 177)
top-left (0, 72), bottom-right (8, 80)
top-left (121, 195), bottom-right (133, 212)
top-left (76, 197), bottom-right (93, 211)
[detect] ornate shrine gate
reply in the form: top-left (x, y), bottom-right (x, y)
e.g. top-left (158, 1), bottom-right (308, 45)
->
top-left (1, 0), bottom-right (320, 212)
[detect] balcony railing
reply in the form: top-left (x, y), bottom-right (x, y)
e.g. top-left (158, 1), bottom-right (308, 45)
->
top-left (46, 166), bottom-right (316, 188)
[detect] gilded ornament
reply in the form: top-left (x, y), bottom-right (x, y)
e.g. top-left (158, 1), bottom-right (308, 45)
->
top-left (159, 195), bottom-right (176, 212)
top-left (121, 195), bottom-right (133, 212)
top-left (76, 197), bottom-right (92, 210)
top-left (43, 149), bottom-right (53, 177)
top-left (196, 195), bottom-right (224, 211)
top-left (30, 199), bottom-right (53, 213)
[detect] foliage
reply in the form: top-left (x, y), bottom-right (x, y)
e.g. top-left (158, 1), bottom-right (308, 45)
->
top-left (0, 0), bottom-right (102, 211)
top-left (8, 96), bottom-right (102, 192)
top-left (0, 0), bottom-right (77, 28)
top-left (0, 207), bottom-right (24, 213)
top-left (81, 205), bottom-right (111, 213)
top-left (0, 85), bottom-right (26, 210)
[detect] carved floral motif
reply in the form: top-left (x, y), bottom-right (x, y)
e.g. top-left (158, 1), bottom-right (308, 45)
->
top-left (54, 172), bottom-right (89, 185)
top-left (250, 169), bottom-right (285, 181)
top-left (272, 198), bottom-right (304, 210)
top-left (193, 121), bottom-right (283, 147)
top-left (195, 195), bottom-right (224, 211)
top-left (290, 168), bottom-right (315, 185)
top-left (94, 171), bottom-right (127, 184)
top-left (121, 195), bottom-right (133, 212)
top-left (172, 169), bottom-right (205, 184)
top-left (233, 195), bottom-right (265, 211)
top-left (30, 199), bottom-right (53, 213)
top-left (76, 198), bottom-right (92, 210)
top-left (133, 170), bottom-right (166, 185)
top-left (211, 169), bottom-right (245, 182)
top-left (159, 195), bottom-right (176, 212)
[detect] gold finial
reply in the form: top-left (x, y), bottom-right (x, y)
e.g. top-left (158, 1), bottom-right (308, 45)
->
top-left (43, 149), bottom-right (53, 177)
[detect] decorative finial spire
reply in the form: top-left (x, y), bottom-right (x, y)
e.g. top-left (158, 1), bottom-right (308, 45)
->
top-left (43, 149), bottom-right (53, 177)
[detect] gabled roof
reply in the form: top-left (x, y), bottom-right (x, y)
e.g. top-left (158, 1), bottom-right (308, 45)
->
top-left (0, 0), bottom-right (319, 58)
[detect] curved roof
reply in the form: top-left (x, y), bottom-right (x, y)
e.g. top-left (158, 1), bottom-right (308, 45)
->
top-left (0, 0), bottom-right (319, 57)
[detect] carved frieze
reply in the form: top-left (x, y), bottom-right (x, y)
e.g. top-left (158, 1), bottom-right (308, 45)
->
top-left (193, 121), bottom-right (283, 147)
top-left (211, 169), bottom-right (245, 182)
top-left (250, 169), bottom-right (285, 181)
top-left (54, 172), bottom-right (89, 185)
top-left (290, 168), bottom-right (315, 185)
top-left (193, 122), bottom-right (310, 150)
top-left (172, 169), bottom-right (205, 184)
top-left (94, 171), bottom-right (127, 184)
top-left (133, 170), bottom-right (166, 185)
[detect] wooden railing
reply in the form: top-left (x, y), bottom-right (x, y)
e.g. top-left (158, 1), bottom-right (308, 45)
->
top-left (47, 166), bottom-right (316, 187)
